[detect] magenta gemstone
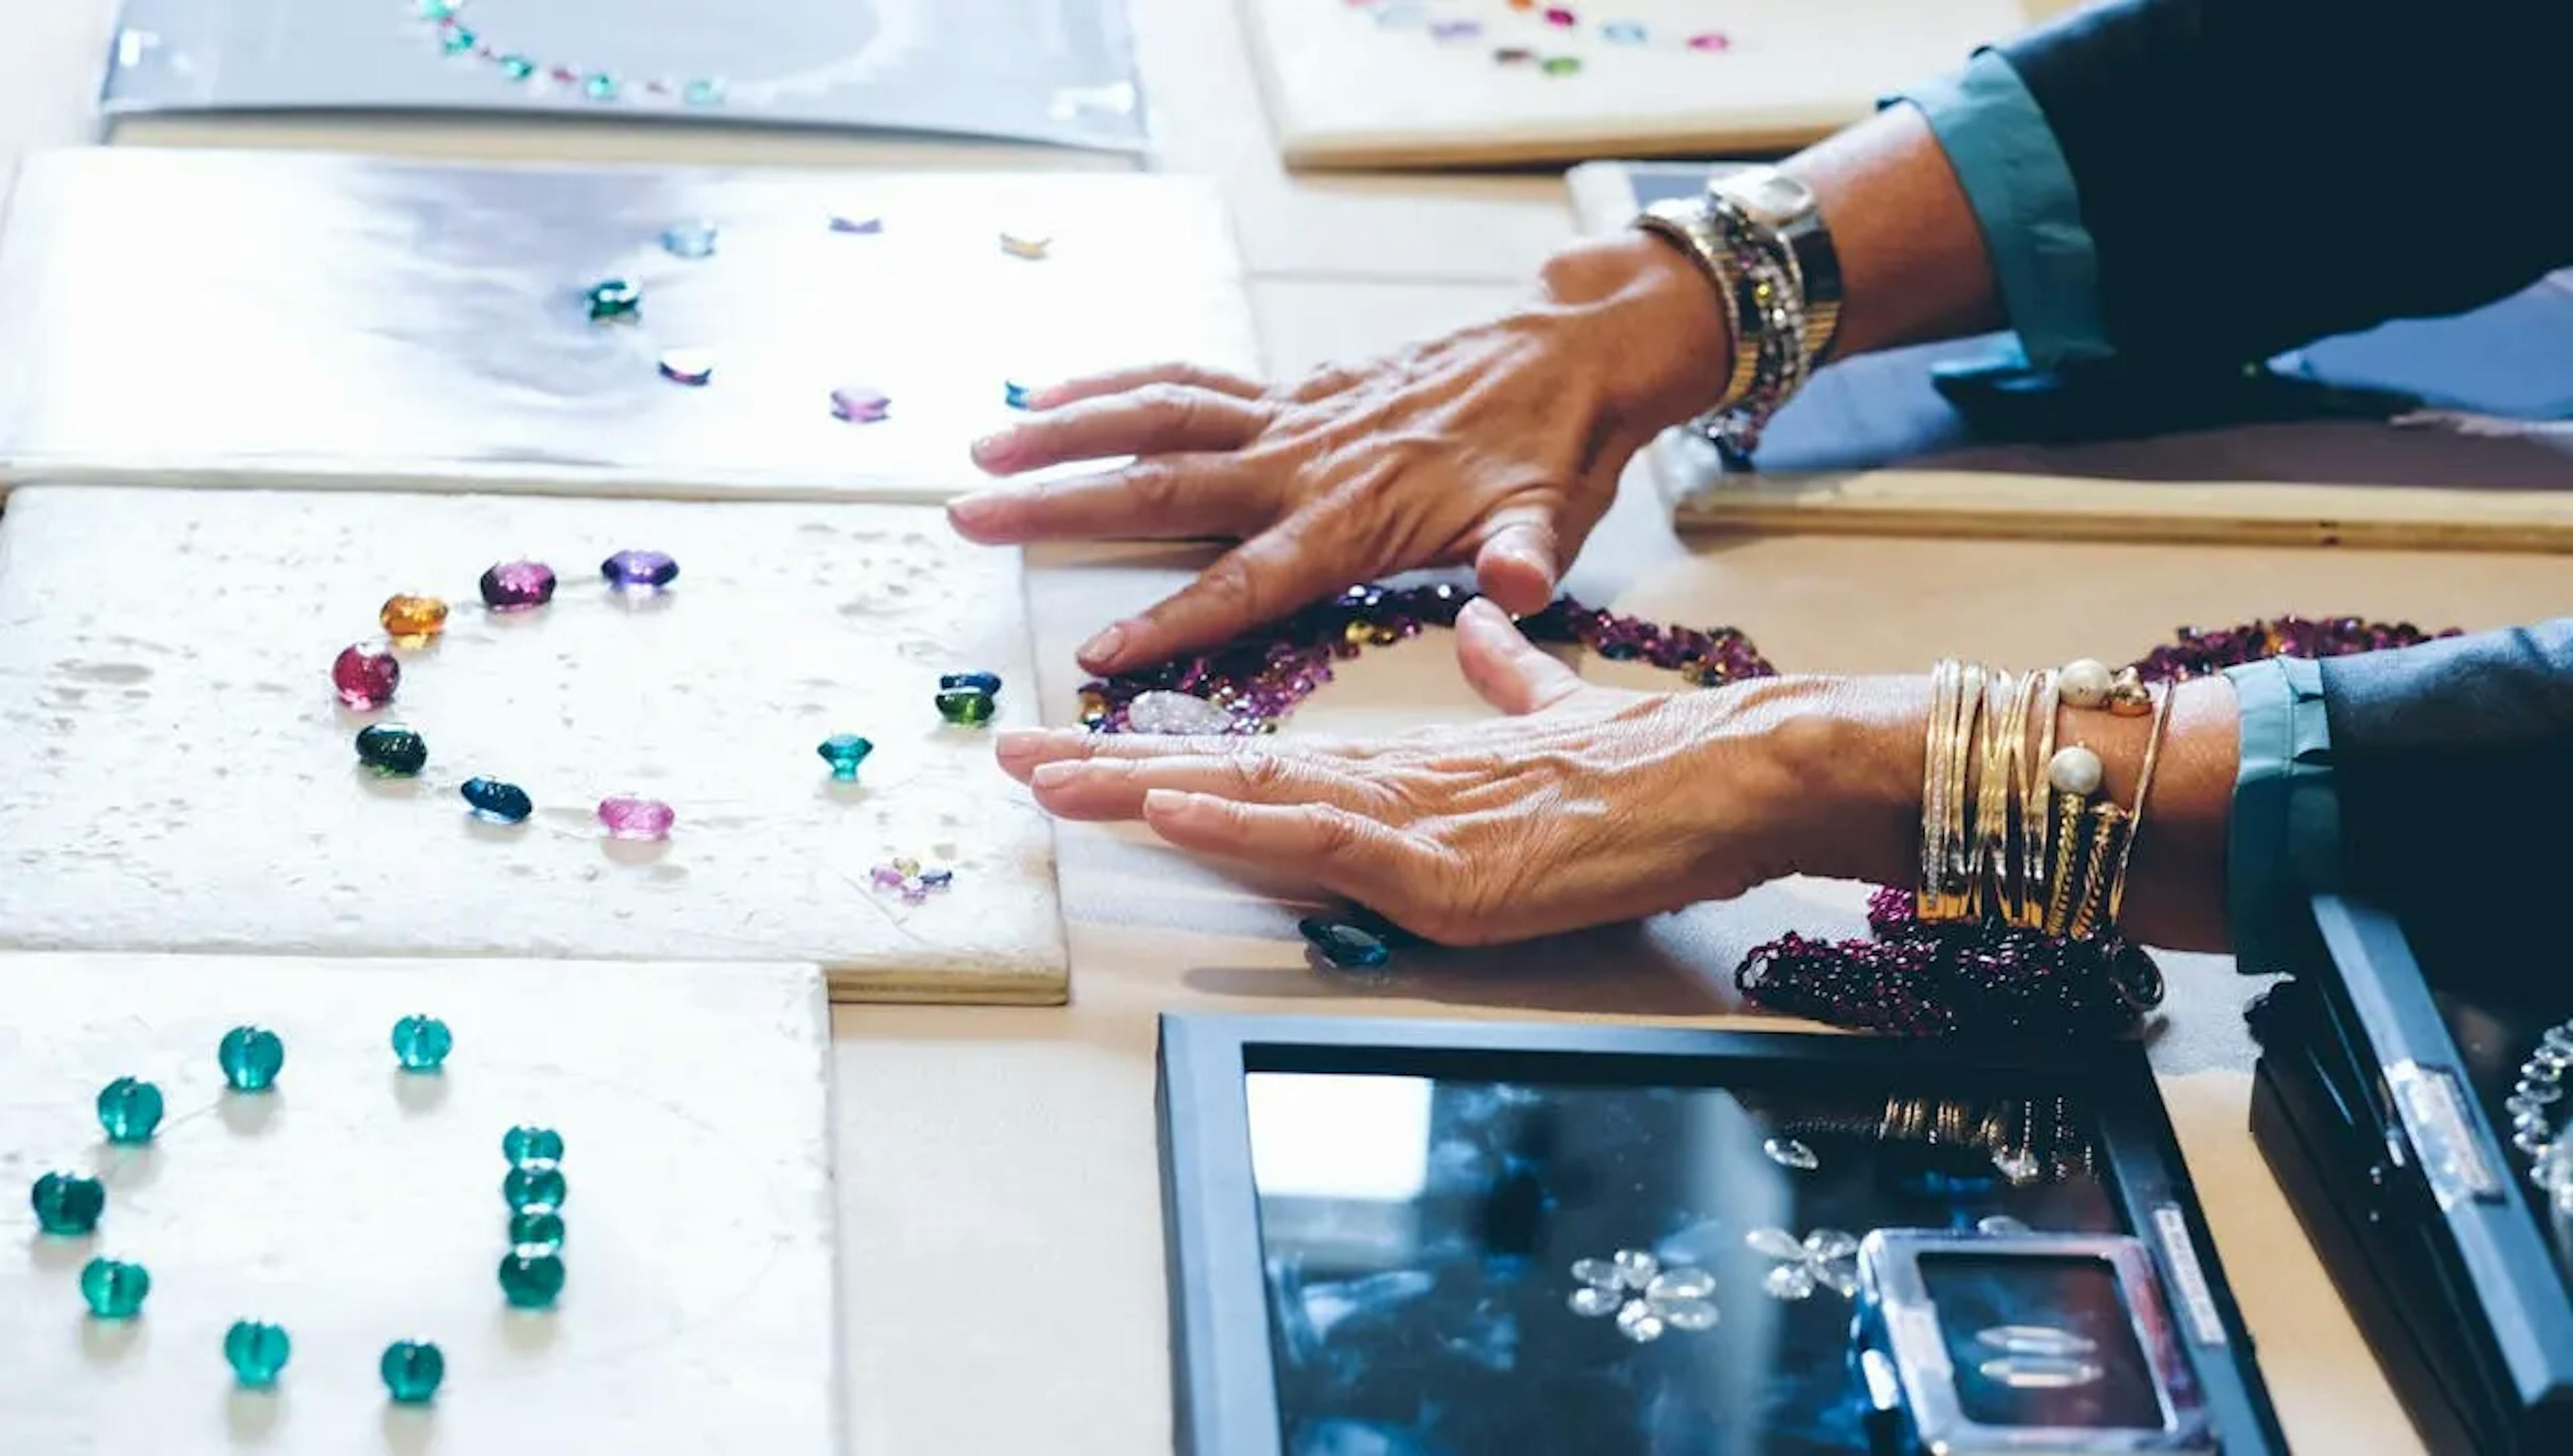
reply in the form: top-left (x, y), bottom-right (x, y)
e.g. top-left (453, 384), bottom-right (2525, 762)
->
top-left (596, 796), bottom-right (675, 840)
top-left (1543, 6), bottom-right (1577, 25)
top-left (331, 645), bottom-right (401, 710)
top-left (601, 549), bottom-right (679, 590)
top-left (1687, 31), bottom-right (1731, 50)
top-left (830, 387), bottom-right (892, 424)
top-left (479, 559), bottom-right (557, 611)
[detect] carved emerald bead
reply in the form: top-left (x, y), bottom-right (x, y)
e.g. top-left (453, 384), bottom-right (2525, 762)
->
top-left (224, 1320), bottom-right (292, 1386)
top-left (503, 1159), bottom-right (567, 1209)
top-left (218, 1025), bottom-right (286, 1091)
top-left (934, 688), bottom-right (996, 726)
top-left (80, 1257), bottom-right (151, 1318)
top-left (509, 1207), bottom-right (566, 1252)
top-left (391, 1014), bottom-right (453, 1071)
top-left (31, 1171), bottom-right (106, 1234)
top-left (380, 1339), bottom-right (445, 1402)
top-left (502, 1125), bottom-right (564, 1164)
top-left (96, 1077), bottom-right (165, 1143)
top-left (498, 1247), bottom-right (568, 1308)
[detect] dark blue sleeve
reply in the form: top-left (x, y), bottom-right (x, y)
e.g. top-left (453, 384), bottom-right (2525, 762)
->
top-left (1997, 0), bottom-right (2573, 369)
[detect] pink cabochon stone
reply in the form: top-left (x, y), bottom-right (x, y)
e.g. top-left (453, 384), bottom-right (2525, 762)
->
top-left (596, 795), bottom-right (676, 840)
top-left (331, 644), bottom-right (401, 710)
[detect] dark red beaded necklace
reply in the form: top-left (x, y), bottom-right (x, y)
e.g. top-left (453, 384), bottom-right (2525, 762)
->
top-left (1079, 590), bottom-right (2451, 1037)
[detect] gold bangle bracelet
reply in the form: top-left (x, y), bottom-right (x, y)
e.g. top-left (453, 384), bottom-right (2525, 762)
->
top-left (1967, 669), bottom-right (2018, 922)
top-left (2024, 671), bottom-right (2062, 929)
top-left (1918, 660), bottom-right (1961, 919)
top-left (1933, 663), bottom-right (1986, 921)
top-left (1992, 669), bottom-right (2042, 925)
top-left (2068, 803), bottom-right (2131, 941)
top-left (2103, 683), bottom-right (2179, 925)
top-left (2040, 792), bottom-right (2090, 937)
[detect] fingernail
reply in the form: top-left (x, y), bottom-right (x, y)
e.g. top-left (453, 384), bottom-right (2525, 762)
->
top-left (1076, 624), bottom-right (1126, 670)
top-left (970, 433), bottom-right (1016, 467)
top-left (994, 727), bottom-right (1051, 759)
top-left (1031, 761), bottom-right (1080, 787)
top-left (949, 494), bottom-right (1001, 529)
top-left (1459, 596), bottom-right (1508, 626)
top-left (1142, 788), bottom-right (1191, 816)
top-left (1025, 385), bottom-right (1065, 409)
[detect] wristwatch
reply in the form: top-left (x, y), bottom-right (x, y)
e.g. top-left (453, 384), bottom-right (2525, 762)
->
top-left (1709, 166), bottom-right (1844, 366)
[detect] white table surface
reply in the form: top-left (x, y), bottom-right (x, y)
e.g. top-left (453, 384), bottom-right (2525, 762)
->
top-left (5, 2), bottom-right (2544, 1452)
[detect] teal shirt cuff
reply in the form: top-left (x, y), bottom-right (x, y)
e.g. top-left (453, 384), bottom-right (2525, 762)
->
top-left (1892, 51), bottom-right (2113, 370)
top-left (2223, 657), bottom-right (2343, 974)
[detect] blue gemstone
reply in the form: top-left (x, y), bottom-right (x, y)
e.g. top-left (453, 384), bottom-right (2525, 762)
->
top-left (499, 1248), bottom-right (568, 1308)
top-left (939, 671), bottom-right (1003, 695)
top-left (917, 868), bottom-right (954, 888)
top-left (659, 222), bottom-right (718, 259)
top-left (816, 734), bottom-right (875, 783)
top-left (504, 1159), bottom-right (568, 1209)
top-left (225, 1321), bottom-right (293, 1386)
top-left (31, 1170), bottom-right (107, 1234)
top-left (96, 1077), bottom-right (165, 1143)
top-left (391, 1014), bottom-right (453, 1071)
top-left (218, 1025), bottom-right (287, 1091)
top-left (502, 1125), bottom-right (564, 1164)
top-left (354, 723), bottom-right (428, 776)
top-left (509, 1206), bottom-right (566, 1252)
top-left (1002, 381), bottom-right (1033, 410)
top-left (682, 78), bottom-right (724, 106)
top-left (80, 1256), bottom-right (151, 1317)
top-left (1603, 20), bottom-right (1650, 42)
top-left (380, 1339), bottom-right (445, 1402)
top-left (461, 777), bottom-right (533, 823)
top-left (601, 549), bottom-right (679, 590)
top-left (1297, 917), bottom-right (1391, 970)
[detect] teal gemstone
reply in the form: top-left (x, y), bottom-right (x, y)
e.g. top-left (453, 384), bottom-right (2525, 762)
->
top-left (817, 734), bottom-right (874, 783)
top-left (499, 54), bottom-right (536, 80)
top-left (939, 671), bottom-right (1004, 695)
top-left (224, 1320), bottom-right (292, 1386)
top-left (498, 1247), bottom-right (568, 1308)
top-left (390, 1015), bottom-right (453, 1071)
top-left (503, 1159), bottom-right (567, 1209)
top-left (501, 1125), bottom-right (564, 1164)
top-left (440, 26), bottom-right (476, 54)
top-left (380, 1339), bottom-right (445, 1402)
top-left (461, 777), bottom-right (533, 823)
top-left (95, 1077), bottom-right (165, 1143)
top-left (1298, 917), bottom-right (1391, 970)
top-left (934, 688), bottom-right (996, 726)
top-left (582, 72), bottom-right (618, 101)
top-left (508, 1206), bottom-right (565, 1252)
top-left (415, 0), bottom-right (456, 17)
top-left (354, 723), bottom-right (428, 775)
top-left (585, 278), bottom-right (641, 320)
top-left (682, 78), bottom-right (724, 106)
top-left (30, 1171), bottom-right (106, 1235)
top-left (218, 1025), bottom-right (286, 1091)
top-left (80, 1257), bottom-right (151, 1318)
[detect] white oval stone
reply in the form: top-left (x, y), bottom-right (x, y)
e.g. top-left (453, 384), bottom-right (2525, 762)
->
top-left (2060, 658), bottom-right (2115, 708)
top-left (2048, 745), bottom-right (2104, 797)
top-left (1567, 1286), bottom-right (1622, 1318)
top-left (1124, 690), bottom-right (1234, 736)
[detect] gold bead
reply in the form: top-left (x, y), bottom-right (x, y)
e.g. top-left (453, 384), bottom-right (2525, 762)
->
top-left (379, 594), bottom-right (450, 644)
top-left (2106, 667), bottom-right (2152, 717)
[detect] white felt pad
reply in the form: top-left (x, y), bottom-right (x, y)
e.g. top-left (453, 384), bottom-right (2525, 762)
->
top-left (0, 954), bottom-right (836, 1456)
top-left (0, 486), bottom-right (1066, 1003)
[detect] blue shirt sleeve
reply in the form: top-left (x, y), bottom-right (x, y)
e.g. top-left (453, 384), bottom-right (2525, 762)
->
top-left (1891, 51), bottom-right (2115, 370)
top-left (2221, 656), bottom-right (2343, 973)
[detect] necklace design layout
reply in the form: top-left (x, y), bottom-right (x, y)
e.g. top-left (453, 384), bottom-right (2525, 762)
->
top-left (413, 0), bottom-right (729, 108)
top-left (1339, 0), bottom-right (1739, 77)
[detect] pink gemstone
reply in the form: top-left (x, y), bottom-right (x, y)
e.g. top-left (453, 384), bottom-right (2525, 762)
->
top-left (550, 66), bottom-right (578, 82)
top-left (1688, 31), bottom-right (1731, 50)
top-left (597, 796), bottom-right (675, 840)
top-left (1543, 7), bottom-right (1577, 25)
top-left (830, 387), bottom-right (891, 423)
top-left (331, 644), bottom-right (401, 709)
top-left (478, 559), bottom-right (557, 611)
top-left (870, 864), bottom-right (905, 887)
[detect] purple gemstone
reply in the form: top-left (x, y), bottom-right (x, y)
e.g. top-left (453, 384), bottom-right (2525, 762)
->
top-left (1430, 19), bottom-right (1482, 40)
top-left (829, 215), bottom-right (884, 235)
top-left (830, 387), bottom-right (891, 423)
top-left (870, 865), bottom-right (905, 887)
top-left (919, 868), bottom-right (953, 887)
top-left (597, 796), bottom-right (675, 840)
top-left (479, 559), bottom-right (557, 611)
top-left (331, 644), bottom-right (401, 710)
top-left (601, 549), bottom-right (679, 590)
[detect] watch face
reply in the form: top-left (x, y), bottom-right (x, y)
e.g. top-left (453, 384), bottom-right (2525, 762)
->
top-left (1724, 169), bottom-right (1816, 226)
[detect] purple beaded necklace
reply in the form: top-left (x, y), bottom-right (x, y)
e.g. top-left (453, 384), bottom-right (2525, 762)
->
top-left (1079, 587), bottom-right (2450, 1036)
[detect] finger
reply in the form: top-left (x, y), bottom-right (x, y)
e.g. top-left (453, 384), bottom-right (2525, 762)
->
top-left (1140, 789), bottom-right (1409, 892)
top-left (1075, 517), bottom-right (1348, 673)
top-left (1453, 596), bottom-right (1588, 716)
top-left (1024, 361), bottom-right (1266, 411)
top-left (947, 456), bottom-right (1260, 545)
top-left (970, 385), bottom-right (1272, 474)
top-left (1470, 508), bottom-right (1562, 616)
top-left (1027, 751), bottom-right (1375, 821)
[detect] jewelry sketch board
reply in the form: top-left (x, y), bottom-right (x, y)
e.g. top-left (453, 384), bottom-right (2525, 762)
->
top-left (0, 147), bottom-right (1257, 501)
top-left (99, 0), bottom-right (1144, 151)
top-left (1567, 161), bottom-right (2573, 551)
top-left (1244, 0), bottom-right (2039, 169)
top-left (0, 954), bottom-right (837, 1456)
top-left (0, 486), bottom-right (1069, 1005)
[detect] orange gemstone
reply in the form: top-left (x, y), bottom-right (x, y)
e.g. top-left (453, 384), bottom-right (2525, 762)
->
top-left (380, 594), bottom-right (450, 643)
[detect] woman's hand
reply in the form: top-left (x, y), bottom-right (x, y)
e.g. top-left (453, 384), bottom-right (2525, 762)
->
top-left (949, 235), bottom-right (1731, 675)
top-left (995, 598), bottom-right (1910, 943)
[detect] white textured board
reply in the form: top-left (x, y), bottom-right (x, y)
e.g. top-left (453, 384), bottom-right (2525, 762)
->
top-left (0, 147), bottom-right (1257, 499)
top-left (0, 486), bottom-right (1068, 1004)
top-left (1245, 0), bottom-right (2036, 168)
top-left (0, 954), bottom-right (836, 1456)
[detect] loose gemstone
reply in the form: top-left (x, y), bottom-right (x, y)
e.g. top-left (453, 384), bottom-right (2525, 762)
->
top-left (830, 387), bottom-right (891, 423)
top-left (478, 559), bottom-right (558, 610)
top-left (95, 1077), bottom-right (165, 1143)
top-left (391, 1014), bottom-right (453, 1071)
top-left (939, 671), bottom-right (1004, 694)
top-left (582, 72), bottom-right (618, 101)
top-left (1540, 55), bottom-right (1583, 75)
top-left (440, 26), bottom-right (476, 54)
top-left (80, 1256), bottom-right (151, 1318)
top-left (380, 1340), bottom-right (446, 1402)
top-left (1430, 19), bottom-right (1483, 40)
top-left (1299, 917), bottom-right (1391, 971)
top-left (379, 594), bottom-right (450, 643)
top-left (218, 1025), bottom-right (287, 1091)
top-left (1493, 46), bottom-right (1536, 63)
top-left (1762, 1136), bottom-right (1820, 1171)
top-left (934, 688), bottom-right (997, 726)
top-left (869, 865), bottom-right (905, 888)
top-left (596, 795), bottom-right (675, 840)
top-left (828, 214), bottom-right (884, 235)
top-left (1002, 381), bottom-right (1034, 410)
top-left (659, 221), bottom-right (719, 259)
top-left (30, 1171), bottom-right (107, 1234)
top-left (584, 278), bottom-right (641, 320)
top-left (682, 78), bottom-right (725, 106)
top-left (504, 1159), bottom-right (568, 1210)
top-left (416, 0), bottom-right (456, 16)
top-left (509, 1207), bottom-right (566, 1251)
top-left (918, 868), bottom-right (953, 887)
top-left (502, 1126), bottom-right (564, 1164)
top-left (1543, 6), bottom-right (1577, 24)
top-left (355, 723), bottom-right (429, 776)
top-left (499, 54), bottom-right (537, 80)
top-left (1124, 689), bottom-right (1234, 736)
top-left (498, 1248), bottom-right (568, 1308)
top-left (332, 645), bottom-right (401, 710)
top-left (1687, 31), bottom-right (1732, 50)
top-left (601, 549), bottom-right (680, 588)
top-left (1603, 20), bottom-right (1648, 42)
top-left (656, 349), bottom-right (716, 386)
top-left (816, 734), bottom-right (875, 782)
top-left (999, 233), bottom-right (1053, 260)
top-left (225, 1321), bottom-right (293, 1386)
top-left (461, 777), bottom-right (533, 823)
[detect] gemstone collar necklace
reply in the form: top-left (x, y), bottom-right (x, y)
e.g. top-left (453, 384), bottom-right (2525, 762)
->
top-left (413, 0), bottom-right (727, 107)
top-left (1343, 0), bottom-right (1739, 78)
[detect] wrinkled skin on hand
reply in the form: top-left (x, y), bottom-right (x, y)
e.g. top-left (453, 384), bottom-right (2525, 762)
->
top-left (996, 599), bottom-right (1841, 945)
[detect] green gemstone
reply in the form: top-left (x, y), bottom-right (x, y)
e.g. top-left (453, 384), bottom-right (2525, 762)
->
top-left (498, 1247), bottom-right (567, 1308)
top-left (354, 723), bottom-right (428, 776)
top-left (817, 734), bottom-right (875, 782)
top-left (390, 1014), bottom-right (453, 1071)
top-left (80, 1257), bottom-right (151, 1318)
top-left (95, 1077), bottom-right (165, 1143)
top-left (509, 1206), bottom-right (565, 1252)
top-left (1540, 55), bottom-right (1582, 75)
top-left (503, 1159), bottom-right (567, 1210)
top-left (501, 1125), bottom-right (564, 1164)
top-left (224, 1320), bottom-right (292, 1386)
top-left (499, 54), bottom-right (536, 80)
top-left (585, 278), bottom-right (641, 320)
top-left (440, 26), bottom-right (476, 54)
top-left (30, 1171), bottom-right (106, 1235)
top-left (682, 78), bottom-right (724, 106)
top-left (218, 1025), bottom-right (286, 1091)
top-left (933, 688), bottom-right (996, 726)
top-left (582, 72), bottom-right (618, 101)
top-left (380, 1339), bottom-right (445, 1402)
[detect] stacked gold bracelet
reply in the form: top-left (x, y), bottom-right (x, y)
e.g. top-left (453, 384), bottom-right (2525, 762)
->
top-left (1916, 655), bottom-right (2175, 943)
